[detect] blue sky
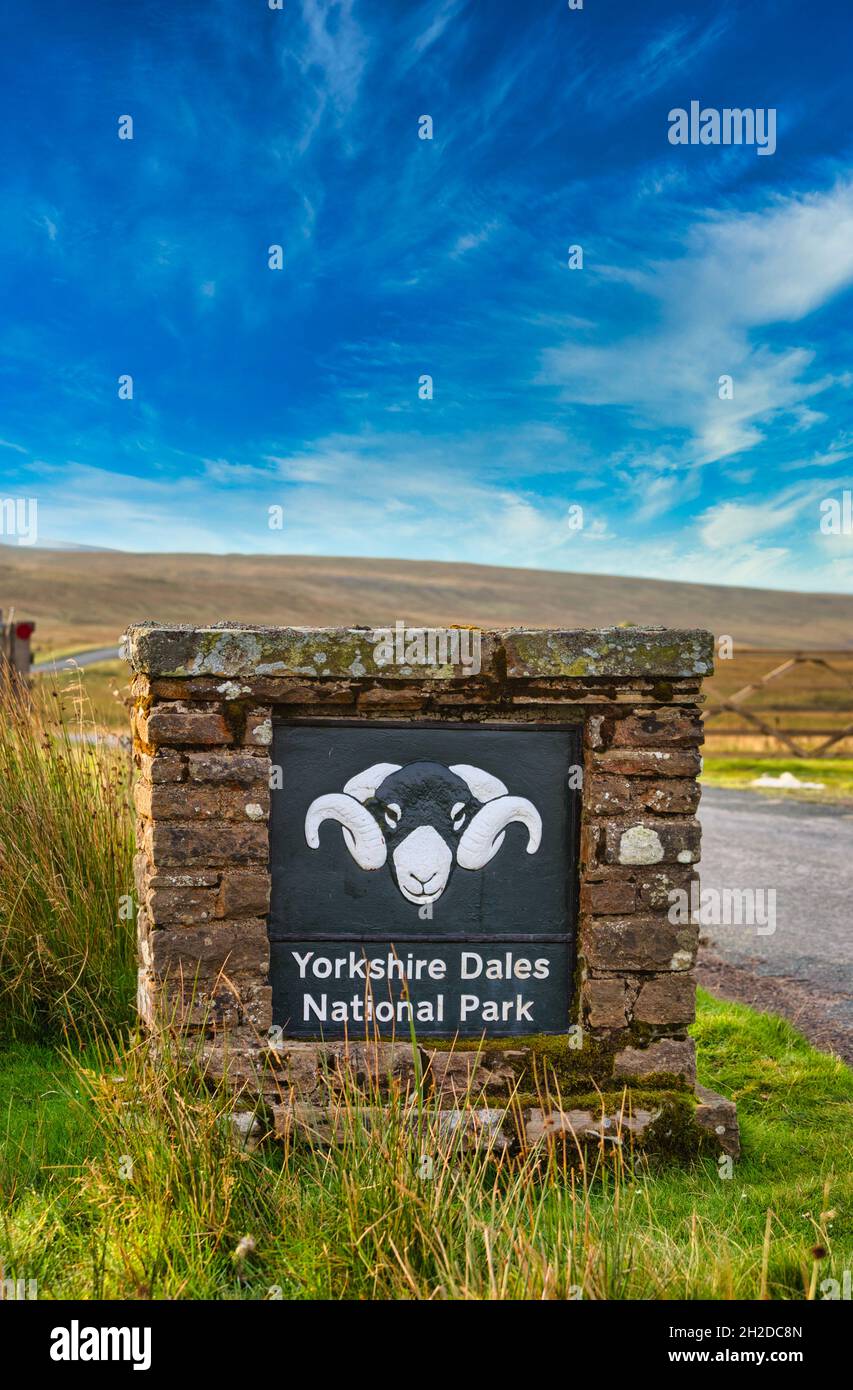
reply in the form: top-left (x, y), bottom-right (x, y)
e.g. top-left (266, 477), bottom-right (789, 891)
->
top-left (1, 0), bottom-right (852, 590)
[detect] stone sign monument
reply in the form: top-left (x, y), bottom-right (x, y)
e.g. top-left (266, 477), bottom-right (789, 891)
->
top-left (124, 622), bottom-right (739, 1156)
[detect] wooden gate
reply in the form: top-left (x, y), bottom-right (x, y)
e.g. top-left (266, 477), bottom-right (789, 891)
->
top-left (703, 648), bottom-right (853, 757)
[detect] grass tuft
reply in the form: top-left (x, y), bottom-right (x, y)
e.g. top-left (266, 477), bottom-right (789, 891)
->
top-left (0, 678), bottom-right (136, 1044)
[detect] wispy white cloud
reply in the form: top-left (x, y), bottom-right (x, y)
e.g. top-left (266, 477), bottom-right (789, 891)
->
top-left (410, 0), bottom-right (468, 57)
top-left (698, 485), bottom-right (819, 551)
top-left (450, 221), bottom-right (501, 259)
top-left (541, 180), bottom-right (853, 466)
top-left (298, 0), bottom-right (370, 117)
top-left (600, 14), bottom-right (732, 111)
top-left (35, 212), bottom-right (59, 242)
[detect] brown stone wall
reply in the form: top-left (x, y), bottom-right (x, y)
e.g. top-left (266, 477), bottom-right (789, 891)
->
top-left (124, 623), bottom-right (723, 1121)
top-left (133, 704), bottom-right (274, 1035)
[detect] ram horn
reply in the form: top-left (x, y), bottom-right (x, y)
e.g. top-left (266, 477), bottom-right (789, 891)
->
top-left (448, 763), bottom-right (507, 802)
top-left (343, 763), bottom-right (402, 803)
top-left (305, 793), bottom-right (387, 870)
top-left (456, 795), bottom-right (542, 870)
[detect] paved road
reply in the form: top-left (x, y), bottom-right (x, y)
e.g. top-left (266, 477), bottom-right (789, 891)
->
top-left (698, 785), bottom-right (853, 1060)
top-left (32, 646), bottom-right (121, 673)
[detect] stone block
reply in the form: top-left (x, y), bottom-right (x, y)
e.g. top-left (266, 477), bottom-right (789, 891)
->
top-left (142, 974), bottom-right (271, 1031)
top-left (138, 704), bottom-right (233, 747)
top-left (138, 749), bottom-right (186, 783)
top-left (187, 749), bottom-right (271, 785)
top-left (216, 869), bottom-right (271, 918)
top-left (583, 917), bottom-right (698, 973)
top-left (582, 977), bottom-right (628, 1028)
top-left (137, 781), bottom-right (270, 822)
top-left (147, 883), bottom-right (218, 927)
top-left (634, 779), bottom-right (701, 815)
top-left (421, 1049), bottom-right (517, 1098)
top-left (501, 628), bottom-right (713, 679)
top-left (526, 1105), bottom-right (662, 1145)
top-left (633, 973), bottom-right (696, 1025)
top-left (635, 866), bottom-right (697, 911)
top-left (589, 748), bottom-right (702, 778)
top-left (146, 821), bottom-right (268, 867)
top-left (123, 623), bottom-right (493, 682)
top-left (610, 709), bottom-right (704, 748)
top-left (603, 818), bottom-right (701, 866)
top-left (356, 685), bottom-right (426, 709)
top-left (581, 878), bottom-right (638, 915)
top-left (147, 920), bottom-right (269, 983)
top-left (242, 710), bottom-right (273, 746)
top-left (613, 1038), bottom-right (696, 1086)
top-left (695, 1084), bottom-right (740, 1157)
top-left (323, 1042), bottom-right (420, 1092)
top-left (586, 773), bottom-right (632, 815)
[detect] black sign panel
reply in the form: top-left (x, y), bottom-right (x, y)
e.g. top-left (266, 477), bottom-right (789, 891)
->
top-left (269, 721), bottom-right (580, 1038)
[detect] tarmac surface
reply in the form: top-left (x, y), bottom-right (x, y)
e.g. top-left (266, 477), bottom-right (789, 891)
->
top-left (698, 785), bottom-right (853, 1061)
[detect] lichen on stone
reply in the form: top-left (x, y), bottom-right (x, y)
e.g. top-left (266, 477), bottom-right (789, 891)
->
top-left (619, 825), bottom-right (664, 865)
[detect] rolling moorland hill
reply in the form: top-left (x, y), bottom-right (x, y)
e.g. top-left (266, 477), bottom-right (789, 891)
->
top-left (1, 547), bottom-right (852, 657)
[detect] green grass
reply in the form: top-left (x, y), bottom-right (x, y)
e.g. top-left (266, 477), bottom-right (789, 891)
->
top-left (1, 993), bottom-right (850, 1301)
top-left (702, 756), bottom-right (853, 803)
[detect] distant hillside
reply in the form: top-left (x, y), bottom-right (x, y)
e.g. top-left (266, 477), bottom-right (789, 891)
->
top-left (1, 548), bottom-right (851, 656)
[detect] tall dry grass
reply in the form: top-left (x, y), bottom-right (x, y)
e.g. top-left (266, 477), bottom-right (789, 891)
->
top-left (4, 1030), bottom-right (642, 1300)
top-left (0, 675), bottom-right (136, 1042)
top-left (6, 1018), bottom-right (847, 1300)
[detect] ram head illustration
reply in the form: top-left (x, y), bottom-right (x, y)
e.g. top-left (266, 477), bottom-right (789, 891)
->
top-left (304, 761), bottom-right (542, 905)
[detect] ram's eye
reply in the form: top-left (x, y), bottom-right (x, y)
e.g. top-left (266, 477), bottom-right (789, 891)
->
top-left (451, 800), bottom-right (466, 831)
top-left (384, 802), bottom-right (402, 829)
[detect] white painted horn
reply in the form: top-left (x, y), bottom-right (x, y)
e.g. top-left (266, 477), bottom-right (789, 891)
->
top-left (456, 795), bottom-right (542, 870)
top-left (305, 793), bottom-right (387, 870)
top-left (343, 763), bottom-right (402, 802)
top-left (448, 763), bottom-right (507, 802)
